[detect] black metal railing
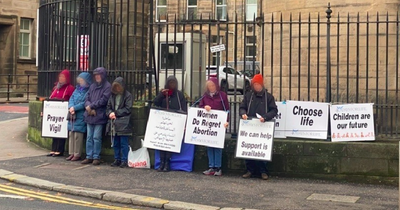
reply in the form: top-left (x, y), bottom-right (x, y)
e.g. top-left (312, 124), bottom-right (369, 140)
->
top-left (0, 74), bottom-right (37, 102)
top-left (37, 1), bottom-right (400, 138)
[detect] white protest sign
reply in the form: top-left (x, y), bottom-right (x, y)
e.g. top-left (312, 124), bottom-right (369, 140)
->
top-left (210, 44), bottom-right (226, 53)
top-left (330, 103), bottom-right (375, 142)
top-left (184, 107), bottom-right (228, 148)
top-left (41, 101), bottom-right (69, 138)
top-left (274, 101), bottom-right (287, 138)
top-left (235, 119), bottom-right (275, 161)
top-left (143, 109), bottom-right (187, 153)
top-left (285, 101), bottom-right (329, 140)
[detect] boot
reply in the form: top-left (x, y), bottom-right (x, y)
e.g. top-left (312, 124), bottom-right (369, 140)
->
top-left (81, 159), bottom-right (93, 164)
top-left (242, 171), bottom-right (252, 178)
top-left (261, 173), bottom-right (269, 180)
top-left (111, 160), bottom-right (121, 167)
top-left (157, 161), bottom-right (165, 172)
top-left (163, 160), bottom-right (170, 172)
top-left (120, 161), bottom-right (128, 168)
top-left (66, 155), bottom-right (74, 161)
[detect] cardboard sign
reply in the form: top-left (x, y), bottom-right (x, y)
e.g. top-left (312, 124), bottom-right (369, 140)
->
top-left (285, 101), bottom-right (329, 139)
top-left (274, 101), bottom-right (287, 138)
top-left (330, 103), bottom-right (375, 142)
top-left (41, 101), bottom-right (69, 138)
top-left (235, 119), bottom-right (275, 161)
top-left (143, 109), bottom-right (187, 153)
top-left (184, 107), bottom-right (228, 148)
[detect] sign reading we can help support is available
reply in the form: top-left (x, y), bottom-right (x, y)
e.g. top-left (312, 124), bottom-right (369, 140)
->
top-left (330, 103), bottom-right (375, 142)
top-left (143, 109), bottom-right (187, 153)
top-left (184, 107), bottom-right (228, 148)
top-left (41, 101), bottom-right (69, 138)
top-left (285, 100), bottom-right (329, 140)
top-left (235, 119), bottom-right (275, 161)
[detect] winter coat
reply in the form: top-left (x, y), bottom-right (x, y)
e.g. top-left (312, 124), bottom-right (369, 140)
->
top-left (153, 76), bottom-right (187, 113)
top-left (68, 72), bottom-right (92, 133)
top-left (199, 78), bottom-right (230, 113)
top-left (106, 77), bottom-right (133, 136)
top-left (239, 89), bottom-right (278, 121)
top-left (49, 69), bottom-right (75, 101)
top-left (84, 67), bottom-right (112, 125)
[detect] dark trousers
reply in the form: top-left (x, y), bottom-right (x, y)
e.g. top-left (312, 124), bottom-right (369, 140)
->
top-left (159, 151), bottom-right (171, 162)
top-left (245, 160), bottom-right (269, 175)
top-left (51, 138), bottom-right (66, 154)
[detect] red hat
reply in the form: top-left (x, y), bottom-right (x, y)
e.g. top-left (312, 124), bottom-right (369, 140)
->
top-left (59, 69), bottom-right (71, 84)
top-left (252, 74), bottom-right (264, 85)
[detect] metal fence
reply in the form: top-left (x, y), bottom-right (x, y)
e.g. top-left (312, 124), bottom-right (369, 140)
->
top-left (37, 1), bottom-right (400, 138)
top-left (0, 74), bottom-right (37, 102)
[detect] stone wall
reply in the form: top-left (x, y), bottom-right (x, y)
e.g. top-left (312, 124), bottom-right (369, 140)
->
top-left (0, 0), bottom-right (38, 95)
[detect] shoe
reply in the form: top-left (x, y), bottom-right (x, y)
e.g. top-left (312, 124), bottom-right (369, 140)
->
top-left (111, 160), bottom-right (121, 167)
top-left (203, 168), bottom-right (215, 175)
top-left (163, 160), bottom-right (170, 172)
top-left (214, 169), bottom-right (222, 176)
top-left (81, 159), bottom-right (93, 164)
top-left (92, 159), bottom-right (101, 165)
top-left (120, 162), bottom-right (128, 168)
top-left (242, 171), bottom-right (252, 178)
top-left (261, 173), bottom-right (269, 180)
top-left (66, 155), bottom-right (74, 161)
top-left (71, 156), bottom-right (81, 161)
top-left (52, 153), bottom-right (63, 157)
top-left (46, 153), bottom-right (55, 157)
top-left (157, 161), bottom-right (165, 172)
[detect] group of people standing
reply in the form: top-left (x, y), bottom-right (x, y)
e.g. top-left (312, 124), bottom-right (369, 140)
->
top-left (45, 67), bottom-right (278, 180)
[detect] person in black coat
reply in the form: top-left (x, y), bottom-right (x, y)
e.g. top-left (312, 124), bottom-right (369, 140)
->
top-left (239, 74), bottom-right (278, 180)
top-left (106, 77), bottom-right (133, 168)
top-left (153, 75), bottom-right (187, 172)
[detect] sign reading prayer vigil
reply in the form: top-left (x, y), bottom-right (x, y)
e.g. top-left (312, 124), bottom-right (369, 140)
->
top-left (330, 103), bottom-right (375, 142)
top-left (143, 109), bottom-right (187, 153)
top-left (235, 119), bottom-right (275, 161)
top-left (41, 101), bottom-right (69, 138)
top-left (184, 107), bottom-right (228, 148)
top-left (285, 100), bottom-right (329, 140)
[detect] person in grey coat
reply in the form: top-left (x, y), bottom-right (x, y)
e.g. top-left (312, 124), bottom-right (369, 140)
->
top-left (106, 77), bottom-right (133, 168)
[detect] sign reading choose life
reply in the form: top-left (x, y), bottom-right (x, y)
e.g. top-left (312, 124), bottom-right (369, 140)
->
top-left (41, 101), bottom-right (69, 138)
top-left (285, 101), bottom-right (329, 139)
top-left (235, 119), bottom-right (275, 161)
top-left (184, 107), bottom-right (228, 148)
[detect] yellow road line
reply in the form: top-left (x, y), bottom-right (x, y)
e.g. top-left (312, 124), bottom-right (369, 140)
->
top-left (0, 184), bottom-right (136, 210)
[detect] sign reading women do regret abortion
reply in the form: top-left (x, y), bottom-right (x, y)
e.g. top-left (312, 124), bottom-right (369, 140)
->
top-left (184, 107), bottom-right (228, 148)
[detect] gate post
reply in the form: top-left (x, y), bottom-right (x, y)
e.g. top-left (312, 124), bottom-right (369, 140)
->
top-left (326, 3), bottom-right (332, 103)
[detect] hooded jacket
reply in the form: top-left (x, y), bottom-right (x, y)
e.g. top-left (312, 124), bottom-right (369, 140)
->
top-left (239, 88), bottom-right (278, 121)
top-left (68, 72), bottom-right (92, 133)
top-left (106, 77), bottom-right (133, 135)
top-left (199, 77), bottom-right (229, 113)
top-left (84, 67), bottom-right (112, 125)
top-left (153, 76), bottom-right (187, 112)
top-left (49, 69), bottom-right (75, 101)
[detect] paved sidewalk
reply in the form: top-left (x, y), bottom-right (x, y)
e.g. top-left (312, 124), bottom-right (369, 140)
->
top-left (0, 155), bottom-right (397, 209)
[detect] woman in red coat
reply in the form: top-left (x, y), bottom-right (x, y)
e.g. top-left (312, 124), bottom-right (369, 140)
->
top-left (46, 69), bottom-right (75, 157)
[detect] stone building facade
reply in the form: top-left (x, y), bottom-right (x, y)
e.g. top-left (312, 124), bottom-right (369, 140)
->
top-left (0, 0), bottom-right (38, 95)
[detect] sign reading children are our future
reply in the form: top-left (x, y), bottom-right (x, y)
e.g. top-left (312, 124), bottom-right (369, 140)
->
top-left (330, 103), bottom-right (375, 142)
top-left (184, 107), bottom-right (228, 148)
top-left (41, 101), bottom-right (69, 138)
top-left (143, 109), bottom-right (187, 153)
top-left (285, 100), bottom-right (329, 139)
top-left (235, 119), bottom-right (275, 161)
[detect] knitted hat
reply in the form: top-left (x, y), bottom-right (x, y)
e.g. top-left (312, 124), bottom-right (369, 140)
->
top-left (252, 74), bottom-right (263, 85)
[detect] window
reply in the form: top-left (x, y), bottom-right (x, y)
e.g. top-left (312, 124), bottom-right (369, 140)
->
top-left (19, 18), bottom-right (32, 58)
top-left (160, 43), bottom-right (184, 70)
top-left (156, 0), bottom-right (167, 22)
top-left (245, 36), bottom-right (257, 61)
top-left (246, 0), bottom-right (257, 21)
top-left (216, 0), bottom-right (227, 21)
top-left (187, 0), bottom-right (197, 20)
